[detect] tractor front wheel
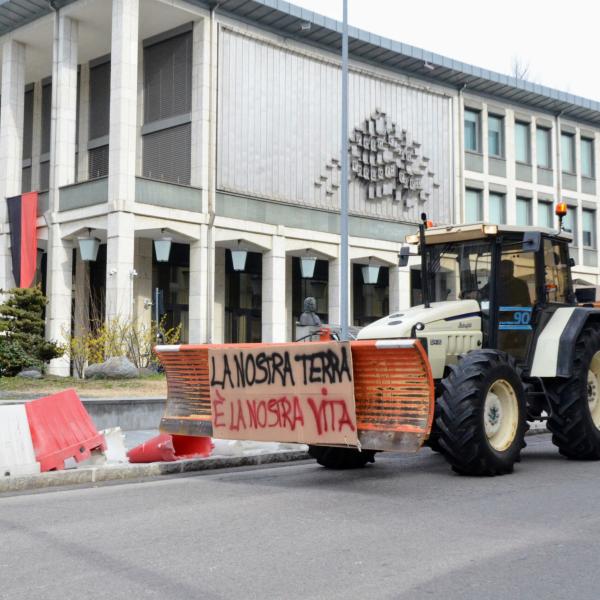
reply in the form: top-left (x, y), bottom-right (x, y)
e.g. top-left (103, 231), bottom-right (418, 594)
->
top-left (547, 326), bottom-right (600, 460)
top-left (437, 350), bottom-right (527, 476)
top-left (308, 445), bottom-right (375, 469)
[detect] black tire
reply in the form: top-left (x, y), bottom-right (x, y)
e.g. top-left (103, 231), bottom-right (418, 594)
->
top-left (308, 445), bottom-right (375, 469)
top-left (547, 326), bottom-right (600, 460)
top-left (424, 419), bottom-right (444, 453)
top-left (437, 349), bottom-right (528, 476)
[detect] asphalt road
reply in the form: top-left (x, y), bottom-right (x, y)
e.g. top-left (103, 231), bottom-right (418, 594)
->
top-left (2, 433), bottom-right (599, 600)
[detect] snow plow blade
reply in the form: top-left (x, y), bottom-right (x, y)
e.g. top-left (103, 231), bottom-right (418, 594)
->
top-left (155, 339), bottom-right (434, 452)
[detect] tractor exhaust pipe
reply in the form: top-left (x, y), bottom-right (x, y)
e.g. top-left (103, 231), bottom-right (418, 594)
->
top-left (420, 213), bottom-right (431, 308)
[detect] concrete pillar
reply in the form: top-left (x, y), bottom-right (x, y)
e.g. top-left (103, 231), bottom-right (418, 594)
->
top-left (133, 237), bottom-right (152, 327)
top-left (389, 266), bottom-right (410, 313)
top-left (106, 0), bottom-right (139, 322)
top-left (0, 39), bottom-right (26, 293)
top-left (108, 0), bottom-right (138, 214)
top-left (48, 15), bottom-right (78, 205)
top-left (106, 211), bottom-right (135, 321)
top-left (46, 15), bottom-right (78, 375)
top-left (73, 251), bottom-right (90, 340)
top-left (189, 225), bottom-right (209, 343)
top-left (191, 17), bottom-right (210, 212)
top-left (328, 258), bottom-right (340, 327)
top-left (262, 235), bottom-right (286, 342)
top-left (213, 246), bottom-right (225, 344)
top-left (396, 266), bottom-right (412, 311)
top-left (46, 227), bottom-right (73, 375)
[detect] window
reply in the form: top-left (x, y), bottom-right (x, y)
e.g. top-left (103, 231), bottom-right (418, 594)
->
top-left (39, 81), bottom-right (52, 191)
top-left (563, 206), bottom-right (577, 242)
top-left (543, 239), bottom-right (571, 304)
top-left (488, 192), bottom-right (505, 224)
top-left (536, 126), bottom-right (552, 169)
top-left (22, 87), bottom-right (34, 193)
top-left (515, 121), bottom-right (530, 163)
top-left (583, 209), bottom-right (596, 248)
top-left (498, 241), bottom-right (536, 359)
top-left (39, 160), bottom-right (50, 191)
top-left (23, 88), bottom-right (33, 161)
top-left (88, 145), bottom-right (109, 179)
top-left (516, 196), bottom-right (532, 225)
top-left (143, 123), bottom-right (191, 184)
top-left (488, 115), bottom-right (503, 157)
top-left (561, 132), bottom-right (575, 173)
top-left (144, 32), bottom-right (192, 123)
top-left (465, 188), bottom-right (482, 222)
top-left (41, 82), bottom-right (52, 155)
top-left (537, 201), bottom-right (553, 228)
top-left (464, 109), bottom-right (480, 153)
top-left (89, 60), bottom-right (111, 141)
top-left (581, 138), bottom-right (595, 178)
top-left (143, 30), bottom-right (193, 185)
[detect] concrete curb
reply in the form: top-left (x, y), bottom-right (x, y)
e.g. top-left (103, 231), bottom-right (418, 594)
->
top-left (0, 450), bottom-right (310, 494)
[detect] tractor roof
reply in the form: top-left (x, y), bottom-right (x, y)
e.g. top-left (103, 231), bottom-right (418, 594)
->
top-left (406, 223), bottom-right (573, 245)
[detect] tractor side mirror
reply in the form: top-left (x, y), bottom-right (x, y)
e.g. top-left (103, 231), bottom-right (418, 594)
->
top-left (522, 232), bottom-right (541, 253)
top-left (398, 246), bottom-right (411, 267)
top-left (575, 287), bottom-right (596, 303)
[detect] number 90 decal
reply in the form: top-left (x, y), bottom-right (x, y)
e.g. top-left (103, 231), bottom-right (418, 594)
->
top-left (498, 306), bottom-right (533, 331)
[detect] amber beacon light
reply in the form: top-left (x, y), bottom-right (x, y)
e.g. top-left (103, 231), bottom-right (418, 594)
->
top-left (555, 202), bottom-right (567, 231)
top-left (555, 202), bottom-right (568, 218)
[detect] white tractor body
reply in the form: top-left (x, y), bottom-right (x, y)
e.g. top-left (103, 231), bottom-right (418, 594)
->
top-left (357, 299), bottom-right (483, 378)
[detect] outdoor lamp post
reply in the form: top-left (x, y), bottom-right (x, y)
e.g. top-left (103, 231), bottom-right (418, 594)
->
top-left (154, 229), bottom-right (172, 263)
top-left (362, 258), bottom-right (380, 285)
top-left (231, 240), bottom-right (248, 272)
top-left (77, 228), bottom-right (101, 262)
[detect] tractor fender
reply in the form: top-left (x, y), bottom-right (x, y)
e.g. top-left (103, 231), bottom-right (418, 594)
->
top-left (530, 307), bottom-right (600, 378)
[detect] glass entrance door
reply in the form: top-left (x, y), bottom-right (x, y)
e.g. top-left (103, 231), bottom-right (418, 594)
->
top-left (224, 250), bottom-right (262, 343)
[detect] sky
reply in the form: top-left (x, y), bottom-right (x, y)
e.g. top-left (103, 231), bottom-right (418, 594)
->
top-left (291, 0), bottom-right (600, 101)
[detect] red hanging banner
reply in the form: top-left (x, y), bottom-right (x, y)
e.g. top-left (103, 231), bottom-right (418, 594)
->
top-left (6, 192), bottom-right (38, 288)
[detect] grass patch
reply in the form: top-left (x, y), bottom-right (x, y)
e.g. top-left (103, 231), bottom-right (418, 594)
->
top-left (0, 374), bottom-right (167, 399)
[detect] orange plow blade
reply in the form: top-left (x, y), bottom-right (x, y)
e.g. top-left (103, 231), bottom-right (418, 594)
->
top-left (155, 338), bottom-right (434, 452)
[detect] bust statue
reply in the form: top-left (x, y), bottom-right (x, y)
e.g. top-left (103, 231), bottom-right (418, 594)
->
top-left (298, 296), bottom-right (321, 327)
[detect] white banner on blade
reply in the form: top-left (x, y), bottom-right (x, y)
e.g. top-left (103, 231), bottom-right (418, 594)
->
top-left (209, 341), bottom-right (358, 446)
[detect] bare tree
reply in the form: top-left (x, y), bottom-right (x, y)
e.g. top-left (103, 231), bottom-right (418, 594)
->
top-left (511, 56), bottom-right (530, 81)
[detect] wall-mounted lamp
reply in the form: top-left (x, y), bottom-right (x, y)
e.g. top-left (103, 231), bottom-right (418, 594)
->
top-left (78, 228), bottom-right (101, 262)
top-left (362, 257), bottom-right (380, 285)
top-left (300, 250), bottom-right (317, 279)
top-left (231, 240), bottom-right (248, 272)
top-left (154, 229), bottom-right (172, 263)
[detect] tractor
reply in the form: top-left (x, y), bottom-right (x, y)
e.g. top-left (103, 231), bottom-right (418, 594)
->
top-left (155, 204), bottom-right (600, 477)
top-left (318, 204), bottom-right (600, 475)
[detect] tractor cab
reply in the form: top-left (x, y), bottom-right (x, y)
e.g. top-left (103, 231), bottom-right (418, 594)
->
top-left (402, 222), bottom-right (575, 363)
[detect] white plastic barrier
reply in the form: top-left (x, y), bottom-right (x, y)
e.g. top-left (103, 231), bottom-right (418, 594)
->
top-left (0, 404), bottom-right (40, 477)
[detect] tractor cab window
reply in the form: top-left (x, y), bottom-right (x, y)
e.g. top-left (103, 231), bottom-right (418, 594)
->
top-left (425, 241), bottom-right (493, 304)
top-left (543, 239), bottom-right (572, 304)
top-left (498, 244), bottom-right (536, 307)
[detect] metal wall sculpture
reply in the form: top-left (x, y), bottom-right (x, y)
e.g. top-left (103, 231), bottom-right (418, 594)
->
top-left (316, 109), bottom-right (439, 209)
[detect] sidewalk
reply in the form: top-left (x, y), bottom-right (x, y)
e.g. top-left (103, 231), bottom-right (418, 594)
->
top-left (1, 432), bottom-right (310, 494)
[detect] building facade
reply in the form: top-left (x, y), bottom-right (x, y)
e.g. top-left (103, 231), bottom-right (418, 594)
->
top-left (0, 0), bottom-right (599, 375)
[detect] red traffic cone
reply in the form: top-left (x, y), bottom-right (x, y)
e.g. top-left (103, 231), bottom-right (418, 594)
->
top-left (127, 434), bottom-right (213, 463)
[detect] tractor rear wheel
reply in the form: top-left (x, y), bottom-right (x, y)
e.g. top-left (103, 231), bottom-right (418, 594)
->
top-left (308, 445), bottom-right (375, 469)
top-left (437, 349), bottom-right (527, 476)
top-left (547, 326), bottom-right (600, 460)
